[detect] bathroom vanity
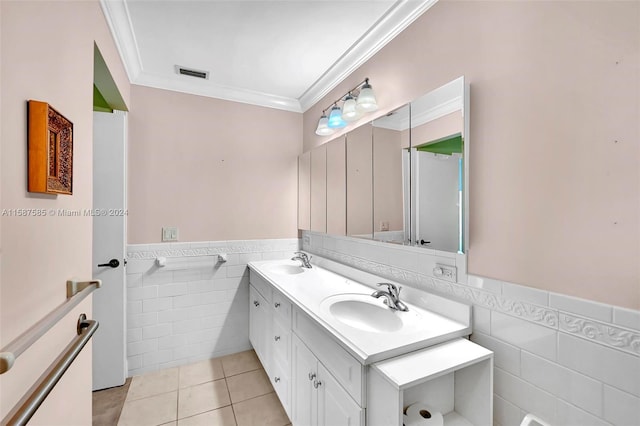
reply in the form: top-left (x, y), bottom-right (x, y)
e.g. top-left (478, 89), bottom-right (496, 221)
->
top-left (248, 258), bottom-right (493, 426)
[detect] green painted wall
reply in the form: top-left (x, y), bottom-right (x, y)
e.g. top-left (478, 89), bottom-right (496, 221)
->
top-left (416, 133), bottom-right (463, 155)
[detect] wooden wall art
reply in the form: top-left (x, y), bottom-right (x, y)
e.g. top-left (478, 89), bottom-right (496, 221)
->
top-left (28, 100), bottom-right (73, 195)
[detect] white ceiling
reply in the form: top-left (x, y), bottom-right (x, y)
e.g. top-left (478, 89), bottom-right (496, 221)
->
top-left (100, 0), bottom-right (437, 112)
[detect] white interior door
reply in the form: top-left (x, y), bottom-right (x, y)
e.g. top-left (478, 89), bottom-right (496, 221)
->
top-left (92, 110), bottom-right (127, 390)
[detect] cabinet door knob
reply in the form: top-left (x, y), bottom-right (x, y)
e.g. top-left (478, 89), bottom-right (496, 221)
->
top-left (274, 302), bottom-right (281, 308)
top-left (308, 372), bottom-right (316, 381)
top-left (253, 300), bottom-right (260, 307)
top-left (313, 379), bottom-right (322, 389)
top-left (274, 376), bottom-right (280, 383)
top-left (274, 335), bottom-right (280, 341)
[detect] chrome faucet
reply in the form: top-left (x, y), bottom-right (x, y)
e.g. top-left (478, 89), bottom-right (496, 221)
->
top-left (371, 283), bottom-right (409, 311)
top-left (291, 251), bottom-right (312, 268)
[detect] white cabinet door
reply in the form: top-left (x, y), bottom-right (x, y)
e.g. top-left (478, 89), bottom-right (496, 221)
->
top-left (292, 334), bottom-right (318, 426)
top-left (249, 285), bottom-right (269, 367)
top-left (317, 363), bottom-right (364, 426)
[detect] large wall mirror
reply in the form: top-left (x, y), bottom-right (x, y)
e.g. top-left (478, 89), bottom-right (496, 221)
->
top-left (299, 76), bottom-right (469, 255)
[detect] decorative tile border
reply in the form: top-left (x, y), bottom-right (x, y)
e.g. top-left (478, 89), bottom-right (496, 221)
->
top-left (305, 243), bottom-right (640, 356)
top-left (127, 238), bottom-right (300, 260)
top-left (560, 313), bottom-right (640, 356)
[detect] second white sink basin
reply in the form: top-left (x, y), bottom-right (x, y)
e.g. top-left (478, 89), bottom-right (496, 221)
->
top-left (320, 293), bottom-right (420, 333)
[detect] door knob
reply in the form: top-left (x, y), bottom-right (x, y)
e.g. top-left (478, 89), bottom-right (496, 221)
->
top-left (419, 239), bottom-right (430, 245)
top-left (97, 259), bottom-right (120, 268)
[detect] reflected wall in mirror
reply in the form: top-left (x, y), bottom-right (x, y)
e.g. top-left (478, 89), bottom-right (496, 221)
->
top-left (298, 76), bottom-right (468, 257)
top-left (410, 76), bottom-right (467, 253)
top-left (326, 136), bottom-right (346, 235)
top-left (346, 123), bottom-right (373, 238)
top-left (298, 151), bottom-right (310, 230)
top-left (372, 104), bottom-right (411, 244)
top-left (310, 145), bottom-right (327, 232)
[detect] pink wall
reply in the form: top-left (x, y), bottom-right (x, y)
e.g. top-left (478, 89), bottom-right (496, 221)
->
top-left (411, 111), bottom-right (463, 148)
top-left (0, 1), bottom-right (129, 423)
top-left (127, 85), bottom-right (302, 244)
top-left (303, 1), bottom-right (639, 309)
top-left (373, 127), bottom-right (403, 232)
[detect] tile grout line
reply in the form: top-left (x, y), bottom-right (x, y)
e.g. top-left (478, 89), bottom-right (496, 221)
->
top-left (175, 382), bottom-right (180, 425)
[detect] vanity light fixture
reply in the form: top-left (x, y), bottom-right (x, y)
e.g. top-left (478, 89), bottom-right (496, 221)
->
top-left (314, 78), bottom-right (378, 136)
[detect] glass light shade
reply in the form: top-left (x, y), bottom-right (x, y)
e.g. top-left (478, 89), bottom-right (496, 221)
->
top-left (327, 106), bottom-right (347, 128)
top-left (356, 83), bottom-right (378, 112)
top-left (315, 115), bottom-right (334, 136)
top-left (341, 96), bottom-right (362, 122)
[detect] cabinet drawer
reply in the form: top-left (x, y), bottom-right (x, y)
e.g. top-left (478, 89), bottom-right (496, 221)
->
top-left (270, 359), bottom-right (291, 417)
top-left (249, 270), bottom-right (272, 303)
top-left (272, 320), bottom-right (290, 365)
top-left (272, 291), bottom-right (292, 327)
top-left (293, 309), bottom-right (364, 406)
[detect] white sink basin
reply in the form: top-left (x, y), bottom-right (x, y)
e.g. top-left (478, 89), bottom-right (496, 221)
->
top-left (266, 264), bottom-right (305, 275)
top-left (320, 293), bottom-right (420, 333)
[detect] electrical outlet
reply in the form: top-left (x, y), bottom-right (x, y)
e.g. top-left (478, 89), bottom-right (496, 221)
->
top-left (162, 226), bottom-right (178, 242)
top-left (433, 264), bottom-right (457, 282)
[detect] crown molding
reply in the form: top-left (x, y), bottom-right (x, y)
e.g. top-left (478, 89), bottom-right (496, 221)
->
top-left (298, 0), bottom-right (438, 112)
top-left (372, 95), bottom-right (462, 131)
top-left (101, 0), bottom-right (437, 114)
top-left (411, 96), bottom-right (463, 128)
top-left (134, 72), bottom-right (303, 112)
top-left (99, 0), bottom-right (143, 81)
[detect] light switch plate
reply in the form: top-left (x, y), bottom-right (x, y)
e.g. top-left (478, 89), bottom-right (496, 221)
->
top-left (162, 226), bottom-right (178, 242)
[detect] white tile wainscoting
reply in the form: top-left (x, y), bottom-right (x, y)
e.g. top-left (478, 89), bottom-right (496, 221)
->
top-left (125, 238), bottom-right (300, 377)
top-left (302, 231), bottom-right (640, 426)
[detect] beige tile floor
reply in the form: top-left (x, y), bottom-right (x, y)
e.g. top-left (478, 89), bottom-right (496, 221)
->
top-left (105, 350), bottom-right (291, 426)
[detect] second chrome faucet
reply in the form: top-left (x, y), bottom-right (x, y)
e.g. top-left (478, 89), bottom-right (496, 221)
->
top-left (371, 282), bottom-right (409, 311)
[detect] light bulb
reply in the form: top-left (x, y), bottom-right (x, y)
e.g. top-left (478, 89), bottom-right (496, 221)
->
top-left (356, 82), bottom-right (378, 112)
top-left (327, 105), bottom-right (347, 128)
top-left (341, 95), bottom-right (362, 122)
top-left (315, 115), bottom-right (334, 136)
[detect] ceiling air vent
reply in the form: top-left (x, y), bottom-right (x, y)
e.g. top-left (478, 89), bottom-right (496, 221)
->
top-left (176, 65), bottom-right (209, 80)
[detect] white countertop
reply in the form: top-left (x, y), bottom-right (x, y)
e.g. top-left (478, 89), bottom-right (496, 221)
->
top-left (248, 258), bottom-right (472, 364)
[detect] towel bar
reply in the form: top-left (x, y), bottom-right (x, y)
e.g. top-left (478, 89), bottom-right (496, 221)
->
top-left (1, 314), bottom-right (99, 425)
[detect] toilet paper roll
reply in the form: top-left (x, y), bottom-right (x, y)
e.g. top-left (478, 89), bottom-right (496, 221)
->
top-left (403, 403), bottom-right (444, 426)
